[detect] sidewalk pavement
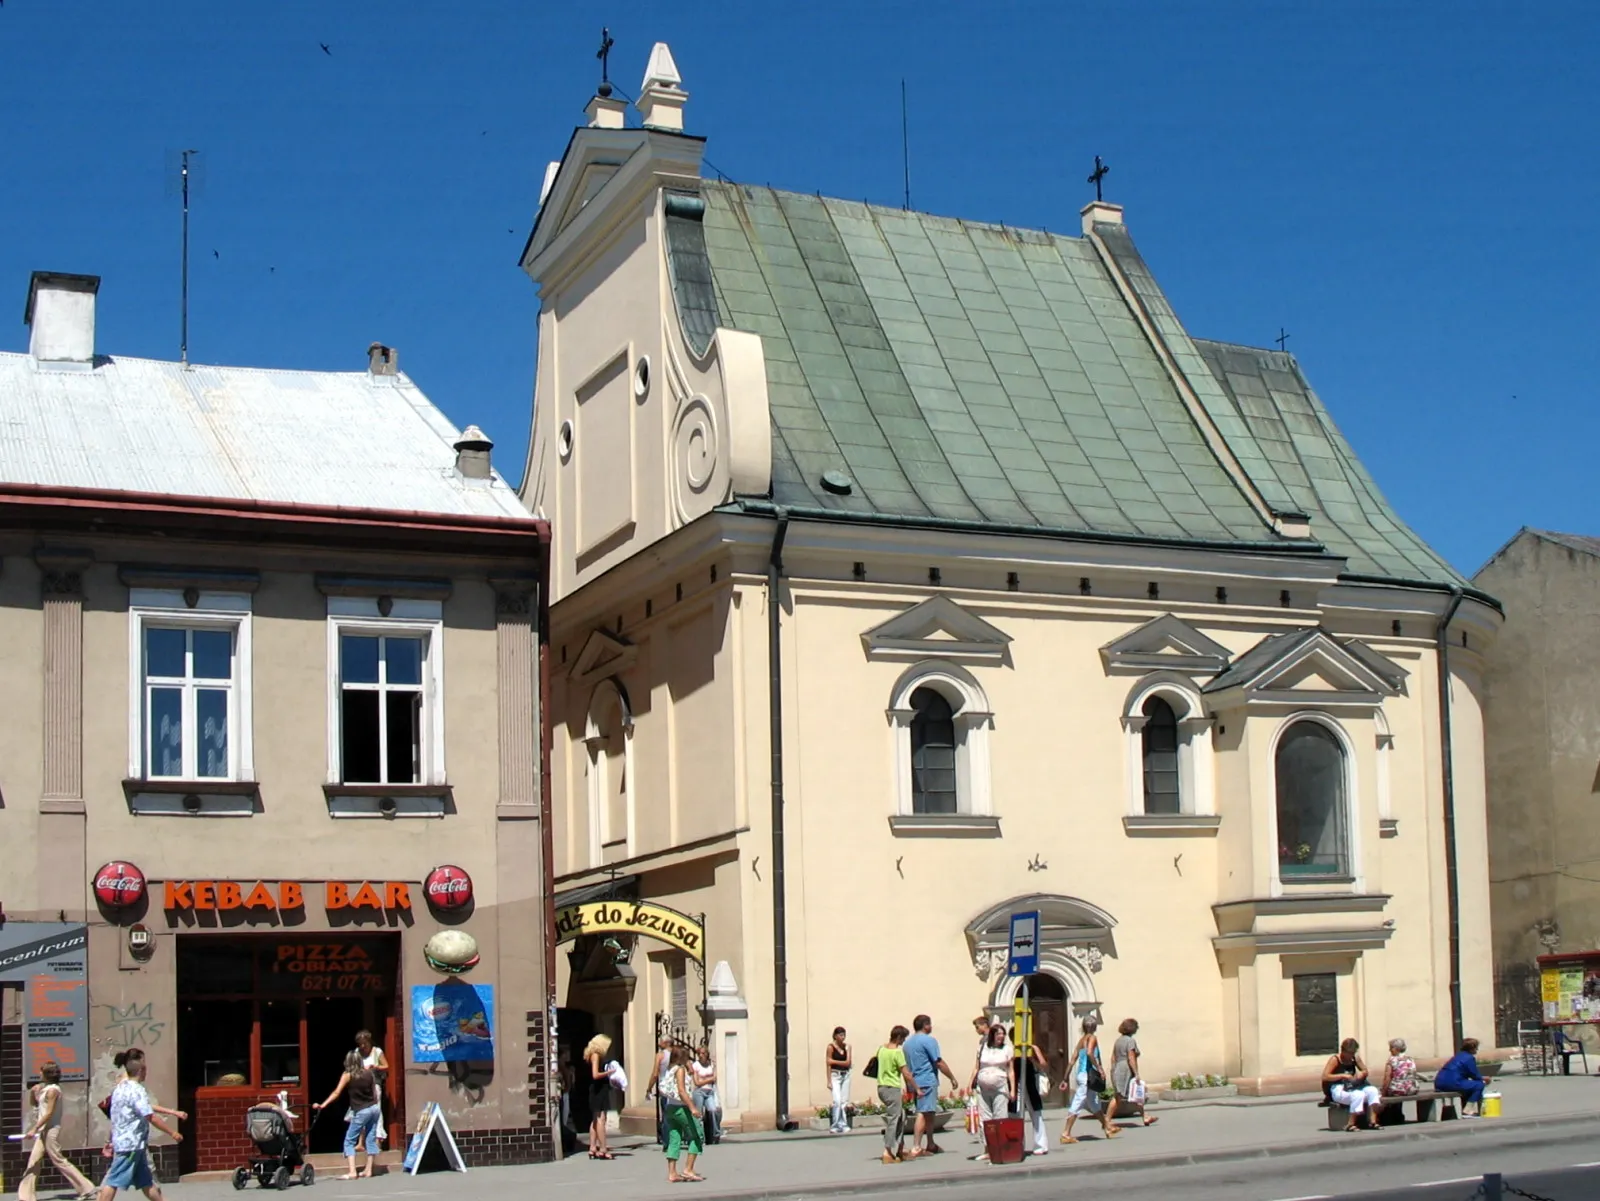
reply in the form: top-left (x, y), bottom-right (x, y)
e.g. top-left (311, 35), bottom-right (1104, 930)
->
top-left (168, 1074), bottom-right (1600, 1200)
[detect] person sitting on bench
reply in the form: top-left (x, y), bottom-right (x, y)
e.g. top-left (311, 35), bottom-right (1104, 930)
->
top-left (1380, 1038), bottom-right (1419, 1097)
top-left (1433, 1037), bottom-right (1486, 1116)
top-left (1322, 1038), bottom-right (1382, 1132)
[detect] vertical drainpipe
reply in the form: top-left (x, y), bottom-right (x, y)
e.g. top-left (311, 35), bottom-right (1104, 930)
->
top-left (767, 510), bottom-right (791, 1130)
top-left (1437, 584), bottom-right (1466, 1049)
top-left (537, 524), bottom-right (560, 1151)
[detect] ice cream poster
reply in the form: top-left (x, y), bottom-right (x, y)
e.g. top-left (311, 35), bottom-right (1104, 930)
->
top-left (411, 982), bottom-right (494, 1062)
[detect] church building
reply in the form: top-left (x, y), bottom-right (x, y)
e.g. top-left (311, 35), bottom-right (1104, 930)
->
top-left (520, 44), bottom-right (1501, 1128)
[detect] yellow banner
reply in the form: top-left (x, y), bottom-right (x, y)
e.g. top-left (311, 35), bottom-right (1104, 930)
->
top-left (554, 900), bottom-right (704, 962)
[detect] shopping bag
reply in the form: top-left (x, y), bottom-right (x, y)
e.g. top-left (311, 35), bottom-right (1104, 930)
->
top-left (1128, 1077), bottom-right (1147, 1105)
top-left (965, 1092), bottom-right (981, 1134)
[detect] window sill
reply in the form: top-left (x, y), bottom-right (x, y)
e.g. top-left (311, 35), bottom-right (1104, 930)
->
top-left (322, 783), bottom-right (453, 819)
top-left (1122, 814), bottom-right (1221, 837)
top-left (122, 779), bottom-right (261, 817)
top-left (888, 814), bottom-right (1002, 838)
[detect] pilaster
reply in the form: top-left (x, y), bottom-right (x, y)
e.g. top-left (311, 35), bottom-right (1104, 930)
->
top-left (36, 548), bottom-right (91, 918)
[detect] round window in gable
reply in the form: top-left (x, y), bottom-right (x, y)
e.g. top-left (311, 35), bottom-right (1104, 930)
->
top-left (558, 419), bottom-right (574, 462)
top-left (634, 356), bottom-right (651, 399)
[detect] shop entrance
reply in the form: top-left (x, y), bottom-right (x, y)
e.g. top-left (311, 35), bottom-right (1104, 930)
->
top-left (175, 934), bottom-right (400, 1174)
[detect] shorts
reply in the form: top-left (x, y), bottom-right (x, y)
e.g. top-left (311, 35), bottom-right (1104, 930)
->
top-left (912, 1080), bottom-right (939, 1114)
top-left (104, 1150), bottom-right (154, 1190)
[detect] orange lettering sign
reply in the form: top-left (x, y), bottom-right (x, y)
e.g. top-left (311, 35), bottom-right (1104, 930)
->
top-left (217, 882), bottom-right (243, 910)
top-left (164, 881), bottom-right (192, 909)
top-left (28, 977), bottom-right (79, 1019)
top-left (384, 882), bottom-right (411, 910)
top-left (326, 882), bottom-right (351, 909)
top-left (245, 883), bottom-right (276, 909)
top-left (349, 882), bottom-right (382, 909)
top-left (192, 882), bottom-right (215, 910)
top-left (278, 881), bottom-right (303, 910)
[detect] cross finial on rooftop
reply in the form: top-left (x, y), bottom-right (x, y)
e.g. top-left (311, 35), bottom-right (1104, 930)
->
top-left (1275, 327), bottom-right (1290, 352)
top-left (1087, 155), bottom-right (1110, 203)
top-left (596, 27), bottom-right (615, 96)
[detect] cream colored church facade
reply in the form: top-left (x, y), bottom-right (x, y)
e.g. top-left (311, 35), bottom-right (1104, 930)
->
top-left (519, 45), bottom-right (1501, 1128)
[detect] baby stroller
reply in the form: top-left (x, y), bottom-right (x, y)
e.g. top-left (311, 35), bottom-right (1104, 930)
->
top-left (232, 1094), bottom-right (314, 1190)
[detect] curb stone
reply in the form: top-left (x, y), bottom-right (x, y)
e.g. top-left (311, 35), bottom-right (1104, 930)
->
top-left (669, 1110), bottom-right (1600, 1201)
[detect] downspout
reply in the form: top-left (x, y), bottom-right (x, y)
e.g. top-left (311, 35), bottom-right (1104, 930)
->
top-left (767, 509), bottom-right (792, 1130)
top-left (537, 525), bottom-right (560, 1154)
top-left (1436, 584), bottom-right (1466, 1049)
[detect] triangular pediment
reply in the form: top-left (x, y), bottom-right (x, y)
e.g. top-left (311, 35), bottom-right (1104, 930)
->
top-left (861, 597), bottom-right (1012, 663)
top-left (1100, 614), bottom-right (1232, 675)
top-left (569, 628), bottom-right (638, 689)
top-left (1203, 629), bottom-right (1406, 706)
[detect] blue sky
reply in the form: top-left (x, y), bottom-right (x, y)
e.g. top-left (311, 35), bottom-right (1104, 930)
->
top-left (2, 1), bottom-right (1594, 574)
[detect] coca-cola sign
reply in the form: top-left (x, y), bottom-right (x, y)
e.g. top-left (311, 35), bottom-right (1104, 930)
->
top-left (93, 861), bottom-right (147, 909)
top-left (424, 865), bottom-right (472, 911)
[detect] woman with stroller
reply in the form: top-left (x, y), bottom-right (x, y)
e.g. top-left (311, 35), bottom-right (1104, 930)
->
top-left (313, 1051), bottom-right (381, 1179)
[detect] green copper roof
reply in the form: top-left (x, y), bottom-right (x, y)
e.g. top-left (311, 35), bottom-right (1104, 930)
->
top-left (670, 181), bottom-right (1460, 585)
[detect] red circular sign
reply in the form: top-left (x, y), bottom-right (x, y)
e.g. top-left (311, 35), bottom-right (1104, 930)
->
top-left (424, 865), bottom-right (473, 910)
top-left (93, 861), bottom-right (147, 909)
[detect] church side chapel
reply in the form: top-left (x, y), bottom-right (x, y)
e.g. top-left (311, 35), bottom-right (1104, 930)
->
top-left (520, 41), bottom-right (1500, 1126)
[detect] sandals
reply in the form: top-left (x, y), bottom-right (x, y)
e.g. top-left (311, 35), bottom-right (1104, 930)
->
top-left (589, 1149), bottom-right (615, 1159)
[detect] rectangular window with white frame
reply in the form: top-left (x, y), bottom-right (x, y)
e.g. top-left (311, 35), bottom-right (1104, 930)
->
top-left (129, 591), bottom-right (253, 783)
top-left (327, 600), bottom-right (445, 786)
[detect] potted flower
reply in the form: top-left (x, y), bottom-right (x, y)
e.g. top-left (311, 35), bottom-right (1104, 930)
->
top-left (1157, 1072), bottom-right (1236, 1103)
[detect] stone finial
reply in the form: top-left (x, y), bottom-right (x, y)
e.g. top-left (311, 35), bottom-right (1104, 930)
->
top-left (1080, 201), bottom-right (1124, 234)
top-left (636, 42), bottom-right (687, 131)
top-left (585, 93), bottom-right (627, 129)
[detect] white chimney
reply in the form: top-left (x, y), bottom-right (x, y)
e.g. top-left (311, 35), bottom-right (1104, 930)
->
top-left (368, 342), bottom-right (398, 377)
top-left (25, 271), bottom-right (99, 367)
top-left (454, 425), bottom-right (493, 480)
top-left (636, 43), bottom-right (687, 131)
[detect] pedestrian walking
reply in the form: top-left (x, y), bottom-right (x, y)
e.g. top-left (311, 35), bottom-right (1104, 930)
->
top-left (644, 1035), bottom-right (674, 1145)
top-left (968, 1023), bottom-right (1014, 1162)
top-left (1010, 1028), bottom-right (1049, 1156)
top-left (660, 1047), bottom-right (705, 1182)
top-left (1058, 1017), bottom-right (1119, 1143)
top-left (903, 1015), bottom-right (960, 1158)
top-left (870, 1025), bottom-right (916, 1164)
top-left (1433, 1037), bottom-right (1487, 1115)
top-left (691, 1045), bottom-right (722, 1144)
top-left (967, 1015), bottom-right (990, 1145)
top-left (825, 1027), bottom-right (852, 1134)
top-left (354, 1030), bottom-right (389, 1144)
top-left (583, 1033), bottom-right (616, 1159)
top-left (1321, 1038), bottom-right (1382, 1131)
top-left (17, 1060), bottom-right (96, 1201)
top-left (1107, 1018), bottom-right (1156, 1127)
top-left (96, 1048), bottom-right (182, 1201)
top-left (1380, 1038), bottom-right (1419, 1097)
top-left (312, 1051), bottom-right (382, 1178)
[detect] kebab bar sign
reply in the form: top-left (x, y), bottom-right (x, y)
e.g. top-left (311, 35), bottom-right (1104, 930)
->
top-left (163, 880), bottom-right (413, 914)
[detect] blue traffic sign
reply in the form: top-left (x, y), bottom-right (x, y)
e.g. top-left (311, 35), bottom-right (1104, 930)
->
top-left (1007, 910), bottom-right (1040, 976)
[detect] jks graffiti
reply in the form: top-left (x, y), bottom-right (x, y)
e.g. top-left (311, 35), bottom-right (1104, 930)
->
top-left (99, 1001), bottom-right (167, 1046)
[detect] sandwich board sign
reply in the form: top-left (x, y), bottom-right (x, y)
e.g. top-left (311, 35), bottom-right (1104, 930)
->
top-left (403, 1101), bottom-right (467, 1174)
top-left (1007, 910), bottom-right (1040, 977)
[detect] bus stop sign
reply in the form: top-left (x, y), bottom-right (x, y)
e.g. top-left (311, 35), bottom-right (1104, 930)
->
top-left (1007, 910), bottom-right (1040, 977)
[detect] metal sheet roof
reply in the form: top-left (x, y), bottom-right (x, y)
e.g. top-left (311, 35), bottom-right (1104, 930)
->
top-left (0, 351), bottom-right (530, 519)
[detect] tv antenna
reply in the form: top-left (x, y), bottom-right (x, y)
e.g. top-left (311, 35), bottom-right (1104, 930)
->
top-left (901, 79), bottom-right (911, 210)
top-left (179, 149), bottom-right (198, 366)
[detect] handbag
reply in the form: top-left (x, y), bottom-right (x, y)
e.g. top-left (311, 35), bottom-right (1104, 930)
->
top-left (1086, 1050), bottom-right (1107, 1094)
top-left (862, 1055), bottom-right (879, 1081)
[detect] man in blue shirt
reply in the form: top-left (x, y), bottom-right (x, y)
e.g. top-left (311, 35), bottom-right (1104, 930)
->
top-left (902, 1014), bottom-right (960, 1156)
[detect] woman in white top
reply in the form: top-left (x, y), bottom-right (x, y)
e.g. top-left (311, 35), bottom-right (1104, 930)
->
top-left (968, 1023), bottom-right (1015, 1160)
top-left (690, 1046), bottom-right (721, 1144)
top-left (18, 1060), bottom-right (96, 1201)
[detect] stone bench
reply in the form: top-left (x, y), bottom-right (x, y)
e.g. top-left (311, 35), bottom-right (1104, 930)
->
top-left (1320, 1090), bottom-right (1459, 1130)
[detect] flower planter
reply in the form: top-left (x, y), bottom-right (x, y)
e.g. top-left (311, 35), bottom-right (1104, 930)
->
top-left (1157, 1084), bottom-right (1237, 1103)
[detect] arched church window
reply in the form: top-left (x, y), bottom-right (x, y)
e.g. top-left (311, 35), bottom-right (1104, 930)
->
top-left (909, 686), bottom-right (958, 815)
top-left (1275, 721), bottom-right (1348, 878)
top-left (1141, 695), bottom-right (1180, 814)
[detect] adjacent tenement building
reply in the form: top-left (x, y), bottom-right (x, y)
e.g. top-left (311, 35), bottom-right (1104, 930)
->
top-left (519, 45), bottom-right (1502, 1126)
top-left (0, 272), bottom-right (556, 1182)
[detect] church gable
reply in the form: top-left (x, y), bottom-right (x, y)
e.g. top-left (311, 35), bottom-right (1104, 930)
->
top-left (1203, 629), bottom-right (1405, 707)
top-left (1099, 614), bottom-right (1232, 676)
top-left (569, 629), bottom-right (638, 689)
top-left (861, 596), bottom-right (1012, 664)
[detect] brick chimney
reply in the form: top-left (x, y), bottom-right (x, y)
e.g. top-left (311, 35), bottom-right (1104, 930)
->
top-left (25, 271), bottom-right (99, 367)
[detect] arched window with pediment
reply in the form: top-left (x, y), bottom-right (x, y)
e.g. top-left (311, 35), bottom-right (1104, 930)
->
top-left (1121, 673), bottom-right (1212, 821)
top-left (585, 678), bottom-right (632, 862)
top-left (1275, 719), bottom-right (1349, 879)
top-left (1140, 695), bottom-right (1181, 814)
top-left (887, 661), bottom-right (992, 821)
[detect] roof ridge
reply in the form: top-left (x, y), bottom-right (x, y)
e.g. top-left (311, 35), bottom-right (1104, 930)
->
top-left (0, 348), bottom-right (390, 380)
